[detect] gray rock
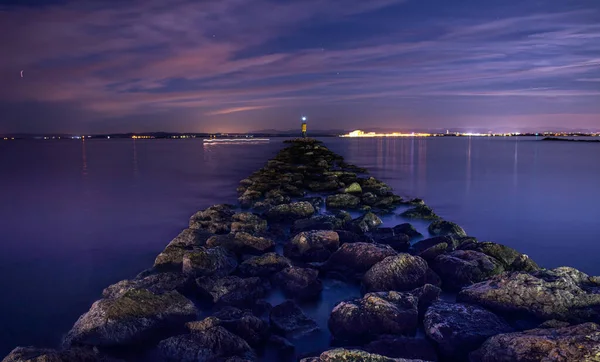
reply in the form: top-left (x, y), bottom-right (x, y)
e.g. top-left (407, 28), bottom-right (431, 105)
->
top-left (328, 291), bottom-right (419, 343)
top-left (300, 348), bottom-right (423, 362)
top-left (196, 276), bottom-right (269, 307)
top-left (364, 336), bottom-right (439, 361)
top-left (265, 201), bottom-right (315, 221)
top-left (427, 220), bottom-right (466, 237)
top-left (326, 194), bottom-right (361, 209)
top-left (273, 267), bottom-right (323, 300)
top-left (102, 272), bottom-right (193, 299)
top-left (362, 254), bottom-right (431, 292)
top-left (1, 347), bottom-right (119, 362)
top-left (350, 212), bottom-right (383, 233)
top-left (63, 289), bottom-right (197, 347)
top-left (154, 246), bottom-right (189, 271)
top-left (284, 230), bottom-right (340, 262)
top-left (270, 300), bottom-right (319, 338)
top-left (324, 242), bottom-right (397, 279)
top-left (431, 250), bottom-right (505, 291)
top-left (189, 204), bottom-right (235, 234)
top-left (470, 322), bottom-right (600, 362)
top-left (458, 241), bottom-right (539, 272)
top-left (230, 212), bottom-right (268, 234)
top-left (238, 253), bottom-right (291, 277)
top-left (206, 232), bottom-right (274, 255)
top-left (181, 247), bottom-right (238, 278)
top-left (400, 205), bottom-right (439, 220)
top-left (424, 302), bottom-right (513, 360)
top-left (458, 267), bottom-right (600, 324)
top-left (165, 228), bottom-right (214, 249)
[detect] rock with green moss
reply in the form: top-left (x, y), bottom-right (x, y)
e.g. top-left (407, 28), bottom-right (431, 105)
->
top-left (154, 246), bottom-right (189, 271)
top-left (427, 220), bottom-right (466, 237)
top-left (102, 272), bottom-right (194, 299)
top-left (196, 276), bottom-right (269, 307)
top-left (189, 204), bottom-right (236, 234)
top-left (301, 348), bottom-right (422, 362)
top-left (324, 242), bottom-right (397, 280)
top-left (238, 253), bottom-right (292, 277)
top-left (165, 228), bottom-right (214, 249)
top-left (206, 233), bottom-right (274, 255)
top-left (362, 254), bottom-right (434, 292)
top-left (1, 347), bottom-right (120, 362)
top-left (470, 322), bottom-right (600, 362)
top-left (431, 250), bottom-right (505, 291)
top-left (350, 212), bottom-right (382, 233)
top-left (265, 201), bottom-right (315, 222)
top-left (187, 307), bottom-right (269, 347)
top-left (230, 213), bottom-right (268, 234)
top-left (181, 247), bottom-right (238, 278)
top-left (326, 194), bottom-right (361, 209)
top-left (63, 289), bottom-right (197, 347)
top-left (291, 215), bottom-right (344, 234)
top-left (284, 230), bottom-right (340, 262)
top-left (270, 300), bottom-right (319, 339)
top-left (273, 266), bottom-right (323, 300)
top-left (458, 241), bottom-right (539, 272)
top-left (358, 177), bottom-right (393, 196)
top-left (400, 205), bottom-right (439, 220)
top-left (344, 182), bottom-right (362, 194)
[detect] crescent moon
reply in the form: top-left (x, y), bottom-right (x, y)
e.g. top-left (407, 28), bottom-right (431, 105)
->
top-left (20, 70), bottom-right (23, 78)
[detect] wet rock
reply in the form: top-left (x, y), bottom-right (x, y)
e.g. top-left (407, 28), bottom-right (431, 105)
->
top-left (186, 307), bottom-right (269, 347)
top-left (102, 272), bottom-right (194, 299)
top-left (230, 213), bottom-right (268, 234)
top-left (300, 348), bottom-right (414, 362)
top-left (307, 178), bottom-right (341, 192)
top-left (361, 192), bottom-right (378, 206)
top-left (538, 319), bottom-right (571, 329)
top-left (284, 230), bottom-right (340, 262)
top-left (291, 215), bottom-right (344, 234)
top-left (470, 322), bottom-right (600, 362)
top-left (329, 291), bottom-right (419, 343)
top-left (196, 276), bottom-right (269, 307)
top-left (350, 212), bottom-right (382, 233)
top-left (189, 204), bottom-right (235, 234)
top-left (359, 177), bottom-right (393, 196)
top-left (427, 220), bottom-right (466, 237)
top-left (392, 223), bottom-right (422, 239)
top-left (411, 236), bottom-right (456, 261)
top-left (158, 326), bottom-right (254, 362)
top-left (265, 201), bottom-right (315, 222)
top-left (371, 228), bottom-right (410, 252)
top-left (298, 197), bottom-right (324, 210)
top-left (458, 241), bottom-right (539, 272)
top-left (273, 267), bottom-right (323, 300)
top-left (362, 254), bottom-right (431, 292)
top-left (335, 230), bottom-right (372, 244)
top-left (181, 247), bottom-right (238, 278)
top-left (270, 300), bottom-right (319, 338)
top-left (325, 194), bottom-right (361, 209)
top-left (364, 336), bottom-right (439, 361)
top-left (410, 284), bottom-right (442, 318)
top-left (399, 205), bottom-right (439, 220)
top-left (63, 289), bottom-right (197, 347)
top-left (344, 182), bottom-right (362, 194)
top-left (458, 267), bottom-right (600, 324)
top-left (206, 233), bottom-right (274, 255)
top-left (165, 228), bottom-right (214, 249)
top-left (154, 246), bottom-right (189, 271)
top-left (1, 347), bottom-right (119, 362)
top-left (238, 253), bottom-right (291, 277)
top-left (324, 242), bottom-right (397, 279)
top-left (424, 301), bottom-right (513, 360)
top-left (431, 250), bottom-right (504, 291)
top-left (238, 189), bottom-right (263, 209)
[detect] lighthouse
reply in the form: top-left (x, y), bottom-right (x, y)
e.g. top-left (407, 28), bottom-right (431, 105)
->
top-left (301, 116), bottom-right (307, 138)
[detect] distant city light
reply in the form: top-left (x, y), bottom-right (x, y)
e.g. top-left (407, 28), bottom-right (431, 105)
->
top-left (302, 116), bottom-right (307, 121)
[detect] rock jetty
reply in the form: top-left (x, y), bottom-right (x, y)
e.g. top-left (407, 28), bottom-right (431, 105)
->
top-left (4, 138), bottom-right (600, 362)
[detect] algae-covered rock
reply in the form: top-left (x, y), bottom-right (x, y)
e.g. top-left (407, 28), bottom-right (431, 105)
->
top-left (324, 242), bottom-right (397, 279)
top-left (206, 232), bottom-right (274, 255)
top-left (326, 194), bottom-right (361, 209)
top-left (102, 272), bottom-right (193, 299)
top-left (291, 215), bottom-right (344, 234)
top-left (470, 322), bottom-right (600, 362)
top-left (284, 230), bottom-right (340, 262)
top-left (238, 253), bottom-right (291, 277)
top-left (165, 228), bottom-right (214, 249)
top-left (181, 246), bottom-right (237, 278)
top-left (458, 241), bottom-right (539, 272)
top-left (458, 267), bottom-right (600, 324)
top-left (371, 228), bottom-right (410, 252)
top-left (344, 182), bottom-right (362, 194)
top-left (154, 246), bottom-right (189, 271)
top-left (63, 289), bottom-right (197, 347)
top-left (189, 204), bottom-right (235, 234)
top-left (273, 266), bottom-right (323, 300)
top-left (270, 300), bottom-right (319, 338)
top-left (196, 276), bottom-right (269, 307)
top-left (427, 220), bottom-right (466, 237)
top-left (400, 205), bottom-right (439, 220)
top-left (362, 254), bottom-right (432, 292)
top-left (392, 223), bottom-right (422, 239)
top-left (364, 336), bottom-right (439, 361)
top-left (328, 291), bottom-right (419, 343)
top-left (350, 212), bottom-right (382, 233)
top-left (1, 347), bottom-right (119, 362)
top-left (230, 212), bottom-right (268, 234)
top-left (300, 348), bottom-right (417, 362)
top-left (265, 201), bottom-right (315, 221)
top-left (431, 250), bottom-right (505, 291)
top-left (424, 302), bottom-right (513, 360)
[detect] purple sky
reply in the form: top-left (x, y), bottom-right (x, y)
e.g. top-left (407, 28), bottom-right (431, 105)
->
top-left (1, 0), bottom-right (599, 133)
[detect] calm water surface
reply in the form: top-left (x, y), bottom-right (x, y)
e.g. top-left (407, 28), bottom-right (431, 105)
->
top-left (0, 137), bottom-right (599, 357)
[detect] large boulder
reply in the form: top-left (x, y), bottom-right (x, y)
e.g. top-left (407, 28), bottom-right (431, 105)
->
top-left (273, 267), bottom-right (323, 300)
top-left (154, 246), bottom-right (189, 271)
top-left (206, 232), bottom-right (274, 255)
top-left (362, 254), bottom-right (432, 292)
top-left (326, 194), bottom-right (361, 209)
top-left (238, 253), bottom-right (291, 277)
top-left (431, 250), bottom-right (504, 291)
top-left (63, 289), bottom-right (197, 347)
top-left (344, 182), bottom-right (363, 194)
top-left (300, 348), bottom-right (413, 362)
top-left (196, 276), bottom-right (269, 307)
top-left (189, 204), bottom-right (235, 234)
top-left (392, 223), bottom-right (422, 239)
top-left (427, 220), bottom-right (466, 237)
top-left (324, 242), bottom-right (397, 280)
top-left (186, 307), bottom-right (269, 347)
top-left (424, 302), bottom-right (513, 360)
top-left (328, 291), bottom-right (419, 343)
top-left (358, 177), bottom-right (392, 196)
top-left (102, 272), bottom-right (193, 299)
top-left (270, 300), bottom-right (319, 338)
top-left (1, 347), bottom-right (118, 362)
top-left (399, 205), bottom-right (439, 220)
top-left (370, 228), bottom-right (410, 252)
top-left (458, 241), bottom-right (539, 272)
top-left (291, 215), bottom-right (344, 234)
top-left (458, 267), bottom-right (600, 324)
top-left (165, 228), bottom-right (214, 249)
top-left (265, 202), bottom-right (315, 221)
top-left (284, 230), bottom-right (340, 262)
top-left (230, 212), bottom-right (268, 234)
top-left (181, 247), bottom-right (238, 278)
top-left (410, 236), bottom-right (456, 261)
top-left (364, 336), bottom-right (439, 361)
top-left (470, 322), bottom-right (600, 362)
top-left (349, 212), bottom-right (382, 233)
top-left (157, 326), bottom-right (254, 362)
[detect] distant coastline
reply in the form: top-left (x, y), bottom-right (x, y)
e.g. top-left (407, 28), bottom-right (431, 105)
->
top-left (542, 137), bottom-right (600, 143)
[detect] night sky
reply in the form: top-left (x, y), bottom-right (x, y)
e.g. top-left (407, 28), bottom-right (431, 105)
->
top-left (1, 0), bottom-right (599, 134)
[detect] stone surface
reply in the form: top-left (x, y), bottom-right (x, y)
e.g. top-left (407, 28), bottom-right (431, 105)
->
top-left (273, 267), bottom-right (323, 300)
top-left (362, 254), bottom-right (431, 292)
top-left (291, 215), bottom-right (344, 234)
top-left (400, 205), bottom-right (439, 220)
top-left (424, 302), bottom-right (513, 360)
top-left (344, 182), bottom-right (363, 194)
top-left (470, 322), bottom-right (600, 362)
top-left (196, 276), bottom-right (269, 307)
top-left (284, 230), bottom-right (340, 262)
top-left (458, 241), bottom-right (539, 272)
top-left (189, 204), bottom-right (235, 234)
top-left (230, 212), bottom-right (268, 234)
top-left (458, 267), bottom-right (600, 324)
top-left (238, 253), bottom-right (291, 277)
top-left (324, 242), bottom-right (397, 279)
top-left (206, 232), bottom-right (274, 255)
top-left (301, 348), bottom-right (422, 362)
top-left (270, 300), bottom-right (319, 338)
top-left (265, 202), bottom-right (315, 221)
top-left (431, 250), bottom-right (505, 291)
top-left (165, 228), bottom-right (214, 249)
top-left (364, 336), bottom-right (439, 361)
top-left (63, 289), bottom-right (197, 347)
top-left (102, 272), bottom-right (193, 299)
top-left (328, 291), bottom-right (419, 343)
top-left (325, 194), bottom-right (361, 209)
top-left (181, 247), bottom-right (238, 278)
top-left (392, 223), bottom-right (422, 239)
top-left (1, 347), bottom-right (119, 362)
top-left (411, 236), bottom-right (456, 261)
top-left (350, 212), bottom-right (382, 233)
top-left (427, 220), bottom-right (467, 237)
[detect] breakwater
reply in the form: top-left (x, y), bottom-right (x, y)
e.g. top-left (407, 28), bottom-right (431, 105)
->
top-left (3, 138), bottom-right (600, 362)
